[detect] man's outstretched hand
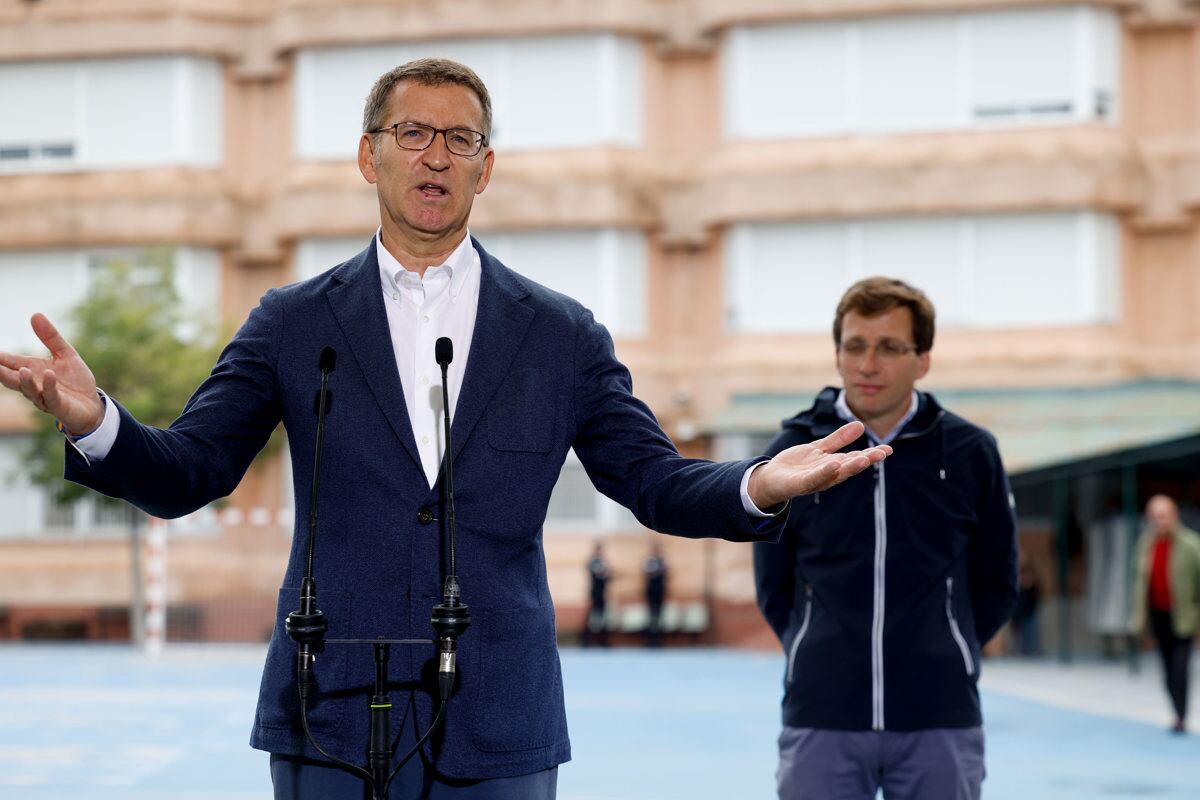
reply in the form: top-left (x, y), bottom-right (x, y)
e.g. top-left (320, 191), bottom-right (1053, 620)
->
top-left (747, 420), bottom-right (890, 510)
top-left (0, 313), bottom-right (104, 436)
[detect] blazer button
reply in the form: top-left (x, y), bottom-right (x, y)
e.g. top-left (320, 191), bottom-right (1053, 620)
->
top-left (417, 507), bottom-right (434, 525)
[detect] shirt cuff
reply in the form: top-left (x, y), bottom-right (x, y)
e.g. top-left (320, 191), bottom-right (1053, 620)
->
top-left (740, 460), bottom-right (786, 518)
top-left (67, 390), bottom-right (120, 464)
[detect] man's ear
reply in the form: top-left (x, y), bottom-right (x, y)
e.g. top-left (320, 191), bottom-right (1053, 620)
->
top-left (916, 350), bottom-right (931, 380)
top-left (474, 147), bottom-right (495, 195)
top-left (358, 134), bottom-right (378, 184)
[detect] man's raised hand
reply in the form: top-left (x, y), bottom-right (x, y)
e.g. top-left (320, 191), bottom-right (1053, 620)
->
top-left (0, 314), bottom-right (104, 436)
top-left (747, 420), bottom-right (891, 510)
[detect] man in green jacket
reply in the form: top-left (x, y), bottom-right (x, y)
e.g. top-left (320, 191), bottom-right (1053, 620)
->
top-left (1131, 494), bottom-right (1200, 733)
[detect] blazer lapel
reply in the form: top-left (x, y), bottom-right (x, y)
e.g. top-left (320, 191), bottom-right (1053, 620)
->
top-left (325, 241), bottom-right (423, 473)
top-left (450, 238), bottom-right (535, 463)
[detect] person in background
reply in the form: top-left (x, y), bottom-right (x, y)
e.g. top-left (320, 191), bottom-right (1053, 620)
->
top-left (754, 276), bottom-right (1018, 800)
top-left (1130, 494), bottom-right (1200, 734)
top-left (1011, 556), bottom-right (1041, 657)
top-left (642, 542), bottom-right (668, 647)
top-left (584, 543), bottom-right (611, 648)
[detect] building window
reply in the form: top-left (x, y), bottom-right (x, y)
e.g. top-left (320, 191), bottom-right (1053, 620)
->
top-left (0, 246), bottom-right (221, 355)
top-left (294, 229), bottom-right (647, 339)
top-left (545, 451), bottom-right (639, 534)
top-left (724, 5), bottom-right (1118, 139)
top-left (0, 56), bottom-right (223, 172)
top-left (294, 33), bottom-right (642, 160)
top-left (725, 212), bottom-right (1118, 332)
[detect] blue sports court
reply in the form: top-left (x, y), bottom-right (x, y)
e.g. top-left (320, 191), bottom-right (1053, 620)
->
top-left (0, 645), bottom-right (1196, 799)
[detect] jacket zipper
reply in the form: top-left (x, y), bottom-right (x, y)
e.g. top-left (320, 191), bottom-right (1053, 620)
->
top-left (945, 577), bottom-right (975, 676)
top-left (819, 408), bottom-right (944, 731)
top-left (871, 462), bottom-right (887, 730)
top-left (786, 584), bottom-right (813, 684)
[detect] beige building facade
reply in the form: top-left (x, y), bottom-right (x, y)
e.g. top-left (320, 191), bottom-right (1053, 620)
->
top-left (2, 0), bottom-right (1199, 646)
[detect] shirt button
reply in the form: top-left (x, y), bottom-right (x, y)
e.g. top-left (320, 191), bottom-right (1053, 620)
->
top-left (422, 436), bottom-right (430, 444)
top-left (422, 315), bottom-right (430, 323)
top-left (417, 508), bottom-right (434, 525)
top-left (391, 291), bottom-right (399, 301)
top-left (421, 376), bottom-right (429, 385)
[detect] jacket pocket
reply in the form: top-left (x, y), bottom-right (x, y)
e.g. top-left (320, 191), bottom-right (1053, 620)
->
top-left (786, 584), bottom-right (814, 684)
top-left (945, 578), bottom-right (975, 676)
top-left (486, 368), bottom-right (553, 454)
top-left (471, 603), bottom-right (567, 753)
top-left (255, 587), bottom-right (352, 733)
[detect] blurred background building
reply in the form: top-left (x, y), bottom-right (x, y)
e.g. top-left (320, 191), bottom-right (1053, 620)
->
top-left (2, 0), bottom-right (1200, 654)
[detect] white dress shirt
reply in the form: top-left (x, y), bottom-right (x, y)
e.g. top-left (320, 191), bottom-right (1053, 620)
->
top-left (377, 229), bottom-right (479, 487)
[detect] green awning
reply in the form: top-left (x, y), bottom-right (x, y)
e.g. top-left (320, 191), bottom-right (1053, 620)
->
top-left (703, 380), bottom-right (1200, 476)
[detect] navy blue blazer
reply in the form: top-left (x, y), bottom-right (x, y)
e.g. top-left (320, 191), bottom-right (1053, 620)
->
top-left (66, 237), bottom-right (780, 779)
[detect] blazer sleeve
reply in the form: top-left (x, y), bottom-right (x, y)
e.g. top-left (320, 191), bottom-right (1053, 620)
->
top-left (968, 433), bottom-right (1020, 644)
top-left (63, 290), bottom-right (285, 519)
top-left (568, 309), bottom-right (782, 543)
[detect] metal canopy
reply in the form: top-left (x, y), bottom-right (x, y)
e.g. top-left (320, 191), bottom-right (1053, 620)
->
top-left (704, 379), bottom-right (1200, 481)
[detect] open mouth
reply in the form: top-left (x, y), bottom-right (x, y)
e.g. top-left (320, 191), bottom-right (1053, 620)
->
top-left (418, 183), bottom-right (448, 198)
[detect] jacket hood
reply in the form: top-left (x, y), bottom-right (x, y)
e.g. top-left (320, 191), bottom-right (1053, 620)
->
top-left (783, 386), bottom-right (945, 440)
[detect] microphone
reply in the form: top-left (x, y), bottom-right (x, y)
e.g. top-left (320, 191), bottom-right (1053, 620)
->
top-left (286, 346), bottom-right (337, 699)
top-left (435, 337), bottom-right (452, 369)
top-left (430, 336), bottom-right (470, 701)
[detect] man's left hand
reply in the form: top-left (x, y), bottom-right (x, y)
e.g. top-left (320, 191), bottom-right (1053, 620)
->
top-left (747, 420), bottom-right (890, 510)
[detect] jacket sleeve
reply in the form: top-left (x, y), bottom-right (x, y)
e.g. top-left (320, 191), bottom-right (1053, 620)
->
top-left (968, 433), bottom-right (1019, 644)
top-left (754, 524), bottom-right (798, 644)
top-left (569, 308), bottom-right (784, 543)
top-left (63, 290), bottom-right (284, 519)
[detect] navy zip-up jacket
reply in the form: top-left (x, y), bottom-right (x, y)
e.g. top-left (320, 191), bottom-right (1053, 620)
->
top-left (754, 387), bottom-right (1018, 731)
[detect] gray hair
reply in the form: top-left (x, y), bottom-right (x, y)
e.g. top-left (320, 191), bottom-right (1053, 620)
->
top-left (362, 57), bottom-right (493, 139)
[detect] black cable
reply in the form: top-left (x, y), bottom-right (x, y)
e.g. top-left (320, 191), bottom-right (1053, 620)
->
top-left (383, 699), bottom-right (447, 795)
top-left (299, 693), bottom-right (378, 793)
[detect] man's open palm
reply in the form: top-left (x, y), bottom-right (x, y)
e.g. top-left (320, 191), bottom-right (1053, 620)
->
top-left (0, 313), bottom-right (104, 436)
top-left (748, 420), bottom-right (890, 509)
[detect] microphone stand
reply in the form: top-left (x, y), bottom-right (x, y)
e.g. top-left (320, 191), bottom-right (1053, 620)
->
top-left (285, 342), bottom-right (468, 800)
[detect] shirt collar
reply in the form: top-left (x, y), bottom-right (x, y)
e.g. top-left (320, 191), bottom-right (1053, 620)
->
top-left (376, 229), bottom-right (476, 304)
top-left (834, 388), bottom-right (921, 445)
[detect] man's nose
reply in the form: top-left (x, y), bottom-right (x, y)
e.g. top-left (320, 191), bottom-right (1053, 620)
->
top-left (858, 348), bottom-right (881, 372)
top-left (422, 134), bottom-right (451, 170)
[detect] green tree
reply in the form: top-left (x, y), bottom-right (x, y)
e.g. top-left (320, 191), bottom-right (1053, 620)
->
top-left (23, 247), bottom-right (224, 504)
top-left (19, 248), bottom-right (226, 645)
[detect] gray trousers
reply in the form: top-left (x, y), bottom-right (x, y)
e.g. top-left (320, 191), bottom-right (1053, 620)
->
top-left (777, 727), bottom-right (985, 800)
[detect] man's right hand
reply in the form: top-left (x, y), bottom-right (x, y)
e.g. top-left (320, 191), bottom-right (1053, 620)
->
top-left (0, 313), bottom-right (104, 436)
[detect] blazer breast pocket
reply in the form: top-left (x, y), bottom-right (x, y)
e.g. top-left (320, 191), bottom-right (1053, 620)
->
top-left (486, 368), bottom-right (554, 454)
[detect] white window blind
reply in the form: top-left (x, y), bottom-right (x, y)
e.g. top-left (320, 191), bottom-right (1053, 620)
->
top-left (726, 212), bottom-right (1118, 333)
top-left (0, 246), bottom-right (222, 354)
top-left (724, 4), bottom-right (1119, 138)
top-left (295, 33), bottom-right (642, 160)
top-left (295, 229), bottom-right (648, 339)
top-left (0, 56), bottom-right (222, 171)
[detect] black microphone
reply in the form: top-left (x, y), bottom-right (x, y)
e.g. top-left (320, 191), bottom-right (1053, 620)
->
top-left (435, 337), bottom-right (452, 369)
top-left (286, 346), bottom-right (337, 700)
top-left (430, 337), bottom-right (470, 701)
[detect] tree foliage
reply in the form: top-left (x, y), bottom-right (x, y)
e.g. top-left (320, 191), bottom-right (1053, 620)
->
top-left (23, 248), bottom-right (224, 505)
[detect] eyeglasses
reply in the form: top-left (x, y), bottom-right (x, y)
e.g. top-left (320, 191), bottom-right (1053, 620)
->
top-left (838, 339), bottom-right (920, 361)
top-left (369, 122), bottom-right (488, 157)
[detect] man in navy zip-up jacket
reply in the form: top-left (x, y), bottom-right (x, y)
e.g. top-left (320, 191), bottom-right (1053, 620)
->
top-left (754, 277), bottom-right (1018, 800)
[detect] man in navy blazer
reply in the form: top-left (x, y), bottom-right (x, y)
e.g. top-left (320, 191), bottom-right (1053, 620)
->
top-left (0, 59), bottom-right (889, 798)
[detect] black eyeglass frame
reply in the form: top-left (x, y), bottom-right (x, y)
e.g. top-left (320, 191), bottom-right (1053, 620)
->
top-left (368, 121), bottom-right (489, 157)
